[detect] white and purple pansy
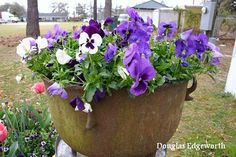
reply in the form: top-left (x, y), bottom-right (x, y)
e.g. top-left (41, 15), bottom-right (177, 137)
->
top-left (16, 37), bottom-right (36, 59)
top-left (56, 49), bottom-right (72, 65)
top-left (75, 48), bottom-right (87, 63)
top-left (70, 96), bottom-right (93, 113)
top-left (79, 32), bottom-right (102, 54)
top-left (16, 37), bottom-right (48, 62)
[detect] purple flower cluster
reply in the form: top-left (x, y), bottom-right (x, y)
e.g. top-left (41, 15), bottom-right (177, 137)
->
top-left (44, 24), bottom-right (68, 48)
top-left (124, 43), bottom-right (156, 96)
top-left (174, 29), bottom-right (223, 66)
top-left (115, 7), bottom-right (153, 48)
top-left (115, 8), bottom-right (157, 96)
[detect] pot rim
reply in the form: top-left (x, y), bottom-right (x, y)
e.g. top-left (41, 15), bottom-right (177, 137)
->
top-left (43, 77), bottom-right (191, 91)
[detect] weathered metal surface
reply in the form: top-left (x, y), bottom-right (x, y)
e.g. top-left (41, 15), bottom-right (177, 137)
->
top-left (56, 137), bottom-right (167, 157)
top-left (44, 80), bottom-right (189, 157)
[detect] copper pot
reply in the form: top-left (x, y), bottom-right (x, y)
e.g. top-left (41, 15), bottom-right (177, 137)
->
top-left (44, 78), bottom-right (196, 157)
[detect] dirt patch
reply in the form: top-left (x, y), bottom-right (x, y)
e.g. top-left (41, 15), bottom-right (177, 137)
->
top-left (0, 35), bottom-right (25, 47)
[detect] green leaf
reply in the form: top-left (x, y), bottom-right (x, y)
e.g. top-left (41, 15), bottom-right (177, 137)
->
top-left (99, 71), bottom-right (111, 78)
top-left (108, 81), bottom-right (118, 89)
top-left (7, 141), bottom-right (19, 157)
top-left (85, 86), bottom-right (97, 102)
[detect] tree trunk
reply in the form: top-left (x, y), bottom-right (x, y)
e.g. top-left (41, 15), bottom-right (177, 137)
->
top-left (26, 0), bottom-right (40, 38)
top-left (104, 0), bottom-right (112, 18)
top-left (93, 0), bottom-right (97, 20)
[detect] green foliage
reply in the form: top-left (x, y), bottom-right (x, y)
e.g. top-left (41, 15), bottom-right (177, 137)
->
top-left (185, 11), bottom-right (201, 30)
top-left (0, 102), bottom-right (57, 156)
top-left (23, 24), bottom-right (219, 103)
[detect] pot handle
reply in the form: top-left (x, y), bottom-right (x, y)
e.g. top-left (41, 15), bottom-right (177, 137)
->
top-left (185, 76), bottom-right (197, 101)
top-left (86, 112), bottom-right (96, 130)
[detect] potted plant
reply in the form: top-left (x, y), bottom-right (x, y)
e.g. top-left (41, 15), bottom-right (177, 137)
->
top-left (16, 8), bottom-right (223, 157)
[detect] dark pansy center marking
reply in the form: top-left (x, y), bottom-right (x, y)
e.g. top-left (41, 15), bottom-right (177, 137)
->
top-left (163, 24), bottom-right (173, 29)
top-left (85, 38), bottom-right (95, 49)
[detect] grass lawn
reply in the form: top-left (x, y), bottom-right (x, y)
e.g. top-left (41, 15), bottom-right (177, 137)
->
top-left (0, 23), bottom-right (236, 157)
top-left (0, 22), bottom-right (84, 37)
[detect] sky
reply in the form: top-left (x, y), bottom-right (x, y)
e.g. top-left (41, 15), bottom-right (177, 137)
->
top-left (0, 0), bottom-right (204, 15)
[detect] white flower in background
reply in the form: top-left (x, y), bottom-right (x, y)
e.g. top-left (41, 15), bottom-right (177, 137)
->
top-left (75, 102), bottom-right (93, 113)
top-left (15, 74), bottom-right (23, 84)
top-left (79, 32), bottom-right (102, 54)
top-left (118, 66), bottom-right (129, 79)
top-left (56, 49), bottom-right (72, 65)
top-left (36, 36), bottom-right (48, 51)
top-left (16, 37), bottom-right (36, 58)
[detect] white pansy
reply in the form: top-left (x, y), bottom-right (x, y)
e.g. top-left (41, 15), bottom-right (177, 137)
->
top-left (56, 49), bottom-right (72, 65)
top-left (79, 32), bottom-right (102, 54)
top-left (36, 36), bottom-right (48, 51)
top-left (16, 37), bottom-right (35, 58)
top-left (83, 103), bottom-right (93, 113)
top-left (15, 74), bottom-right (23, 84)
top-left (118, 66), bottom-right (129, 79)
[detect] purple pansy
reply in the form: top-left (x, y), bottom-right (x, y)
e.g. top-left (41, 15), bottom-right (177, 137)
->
top-left (207, 42), bottom-right (223, 65)
top-left (127, 7), bottom-right (143, 22)
top-left (175, 29), bottom-right (196, 60)
top-left (123, 43), bottom-right (140, 67)
top-left (104, 16), bottom-right (113, 26)
top-left (104, 43), bottom-right (118, 62)
top-left (93, 90), bottom-right (106, 103)
top-left (137, 42), bottom-right (152, 58)
top-left (115, 21), bottom-right (130, 39)
top-left (180, 29), bottom-right (193, 40)
top-left (158, 21), bottom-right (177, 40)
top-left (72, 30), bottom-right (81, 39)
top-left (175, 39), bottom-right (195, 59)
top-left (193, 33), bottom-right (208, 59)
top-left (70, 96), bottom-right (85, 111)
top-left (54, 24), bottom-right (68, 40)
top-left (44, 30), bottom-right (53, 39)
top-left (123, 43), bottom-right (151, 68)
top-left (129, 58), bottom-right (156, 96)
top-left (44, 24), bottom-right (68, 48)
top-left (128, 28), bottom-right (149, 43)
top-left (47, 82), bottom-right (68, 99)
top-left (181, 60), bottom-right (189, 67)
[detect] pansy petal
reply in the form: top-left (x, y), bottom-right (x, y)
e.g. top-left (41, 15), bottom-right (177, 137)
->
top-left (130, 80), bottom-right (147, 96)
top-left (83, 103), bottom-right (93, 113)
top-left (79, 32), bottom-right (89, 45)
top-left (89, 46), bottom-right (98, 54)
top-left (16, 44), bottom-right (27, 58)
top-left (36, 37), bottom-right (48, 50)
top-left (180, 29), bottom-right (193, 41)
top-left (141, 66), bottom-right (156, 81)
top-left (91, 33), bottom-right (102, 47)
top-left (81, 44), bottom-right (90, 54)
top-left (56, 49), bottom-right (72, 65)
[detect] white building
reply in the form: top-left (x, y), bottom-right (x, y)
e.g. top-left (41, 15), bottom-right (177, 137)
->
top-left (133, 0), bottom-right (168, 21)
